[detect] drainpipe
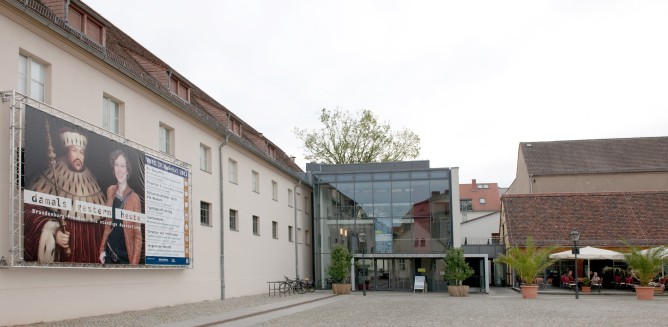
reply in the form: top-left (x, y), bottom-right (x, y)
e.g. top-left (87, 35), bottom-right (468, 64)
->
top-left (294, 180), bottom-right (301, 279)
top-left (219, 134), bottom-right (229, 299)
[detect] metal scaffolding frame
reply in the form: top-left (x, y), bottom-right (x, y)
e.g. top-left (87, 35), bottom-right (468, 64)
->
top-left (2, 90), bottom-right (192, 269)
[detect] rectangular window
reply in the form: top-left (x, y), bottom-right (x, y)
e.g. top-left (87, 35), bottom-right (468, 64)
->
top-left (18, 54), bottom-right (47, 102)
top-left (200, 144), bottom-right (211, 172)
top-left (103, 95), bottom-right (121, 134)
top-left (252, 171), bottom-right (260, 193)
top-left (288, 225), bottom-right (294, 242)
top-left (272, 181), bottom-right (278, 201)
top-left (159, 123), bottom-right (174, 155)
top-left (252, 215), bottom-right (260, 235)
top-left (288, 189), bottom-right (294, 207)
top-left (169, 76), bottom-right (190, 102)
top-left (200, 201), bottom-right (211, 226)
top-left (229, 209), bottom-right (238, 231)
top-left (480, 198), bottom-right (486, 204)
top-left (399, 259), bottom-right (406, 270)
top-left (297, 228), bottom-right (302, 244)
top-left (230, 119), bottom-right (241, 136)
top-left (460, 200), bottom-right (473, 211)
top-left (68, 4), bottom-right (104, 45)
top-left (304, 196), bottom-right (309, 213)
top-left (272, 221), bottom-right (278, 239)
top-left (228, 159), bottom-right (238, 184)
top-left (305, 230), bottom-right (310, 245)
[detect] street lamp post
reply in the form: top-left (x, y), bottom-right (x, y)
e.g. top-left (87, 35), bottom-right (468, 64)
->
top-left (358, 231), bottom-right (367, 296)
top-left (570, 229), bottom-right (580, 300)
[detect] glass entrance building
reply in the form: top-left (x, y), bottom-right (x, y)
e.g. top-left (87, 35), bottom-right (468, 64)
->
top-left (306, 161), bottom-right (461, 292)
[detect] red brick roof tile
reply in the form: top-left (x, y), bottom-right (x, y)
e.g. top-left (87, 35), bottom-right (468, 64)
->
top-left (501, 191), bottom-right (668, 247)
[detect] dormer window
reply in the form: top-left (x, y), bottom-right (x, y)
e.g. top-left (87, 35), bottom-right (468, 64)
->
top-left (267, 145), bottom-right (276, 158)
top-left (230, 119), bottom-right (241, 136)
top-left (169, 76), bottom-right (189, 102)
top-left (67, 5), bottom-right (104, 45)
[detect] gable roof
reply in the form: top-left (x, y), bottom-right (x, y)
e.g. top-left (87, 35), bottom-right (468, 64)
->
top-left (501, 191), bottom-right (668, 247)
top-left (24, 0), bottom-right (304, 175)
top-left (520, 137), bottom-right (668, 176)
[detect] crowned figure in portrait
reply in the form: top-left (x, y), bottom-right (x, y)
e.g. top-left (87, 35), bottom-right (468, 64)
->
top-left (24, 126), bottom-right (106, 263)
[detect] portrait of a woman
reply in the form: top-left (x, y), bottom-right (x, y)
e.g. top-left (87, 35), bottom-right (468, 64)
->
top-left (98, 149), bottom-right (142, 264)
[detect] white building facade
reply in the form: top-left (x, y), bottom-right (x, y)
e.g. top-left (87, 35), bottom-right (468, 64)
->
top-left (0, 0), bottom-right (311, 325)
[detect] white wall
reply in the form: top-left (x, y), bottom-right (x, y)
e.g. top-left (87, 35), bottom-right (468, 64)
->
top-left (0, 5), bottom-right (311, 325)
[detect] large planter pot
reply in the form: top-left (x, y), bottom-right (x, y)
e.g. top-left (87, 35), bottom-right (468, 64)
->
top-left (521, 285), bottom-right (539, 299)
top-left (654, 286), bottom-right (664, 295)
top-left (447, 285), bottom-right (469, 297)
top-left (635, 286), bottom-right (655, 300)
top-left (332, 283), bottom-right (351, 295)
top-left (581, 286), bottom-right (591, 294)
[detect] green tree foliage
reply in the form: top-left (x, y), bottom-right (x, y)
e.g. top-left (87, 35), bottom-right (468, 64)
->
top-left (294, 108), bottom-right (420, 164)
top-left (327, 245), bottom-right (353, 283)
top-left (495, 237), bottom-right (556, 285)
top-left (443, 248), bottom-right (474, 285)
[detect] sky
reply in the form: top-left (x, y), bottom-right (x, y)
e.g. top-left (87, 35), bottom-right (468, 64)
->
top-left (84, 0), bottom-right (668, 187)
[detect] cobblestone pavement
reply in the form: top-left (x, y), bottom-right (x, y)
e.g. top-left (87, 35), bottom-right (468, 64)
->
top-left (14, 287), bottom-right (668, 327)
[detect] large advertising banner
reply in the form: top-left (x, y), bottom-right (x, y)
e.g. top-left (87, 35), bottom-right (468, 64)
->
top-left (144, 156), bottom-right (190, 265)
top-left (22, 105), bottom-right (190, 267)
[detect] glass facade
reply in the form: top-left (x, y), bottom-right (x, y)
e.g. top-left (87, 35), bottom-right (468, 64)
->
top-left (309, 163), bottom-right (453, 290)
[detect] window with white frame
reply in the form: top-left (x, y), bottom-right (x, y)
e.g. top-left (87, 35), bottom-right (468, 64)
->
top-left (229, 209), bottom-right (238, 231)
top-left (200, 201), bottom-right (211, 226)
top-left (200, 144), bottom-right (211, 172)
top-left (159, 123), bottom-right (174, 155)
top-left (480, 198), bottom-right (486, 204)
top-left (297, 228), bottom-right (302, 244)
top-left (272, 221), bottom-right (278, 239)
top-left (288, 225), bottom-right (294, 242)
top-left (252, 215), bottom-right (260, 235)
top-left (252, 171), bottom-right (259, 193)
top-left (18, 53), bottom-right (47, 102)
top-left (288, 189), bottom-right (294, 207)
top-left (272, 181), bottom-right (278, 201)
top-left (103, 95), bottom-right (122, 134)
top-left (228, 159), bottom-right (238, 184)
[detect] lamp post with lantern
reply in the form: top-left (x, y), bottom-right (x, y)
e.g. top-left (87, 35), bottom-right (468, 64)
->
top-left (358, 230), bottom-right (367, 296)
top-left (570, 229), bottom-right (580, 299)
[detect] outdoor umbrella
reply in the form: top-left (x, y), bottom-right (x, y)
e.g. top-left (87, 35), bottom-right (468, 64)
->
top-left (550, 246), bottom-right (625, 277)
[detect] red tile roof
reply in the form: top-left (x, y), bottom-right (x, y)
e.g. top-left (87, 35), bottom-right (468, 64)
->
top-left (501, 191), bottom-right (668, 247)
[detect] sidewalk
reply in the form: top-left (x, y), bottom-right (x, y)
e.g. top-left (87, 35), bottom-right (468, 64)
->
top-left (14, 287), bottom-right (668, 327)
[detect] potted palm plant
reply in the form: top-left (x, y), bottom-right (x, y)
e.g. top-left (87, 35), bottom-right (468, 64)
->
top-left (581, 277), bottom-right (591, 294)
top-left (328, 245), bottom-right (353, 294)
top-left (443, 247), bottom-right (475, 297)
top-left (622, 245), bottom-right (668, 300)
top-left (495, 237), bottom-right (556, 299)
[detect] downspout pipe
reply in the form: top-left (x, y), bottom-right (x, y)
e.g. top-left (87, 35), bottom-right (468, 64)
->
top-left (294, 180), bottom-right (301, 279)
top-left (219, 134), bottom-right (229, 299)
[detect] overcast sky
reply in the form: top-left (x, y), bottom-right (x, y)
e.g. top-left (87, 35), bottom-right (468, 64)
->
top-left (84, 0), bottom-right (668, 187)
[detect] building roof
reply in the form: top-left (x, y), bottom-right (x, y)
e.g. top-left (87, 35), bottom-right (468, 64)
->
top-left (520, 137), bottom-right (668, 176)
top-left (23, 0), bottom-right (304, 176)
top-left (501, 191), bottom-right (668, 247)
top-left (459, 179), bottom-right (501, 211)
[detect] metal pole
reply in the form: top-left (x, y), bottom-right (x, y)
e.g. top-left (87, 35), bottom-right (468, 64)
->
top-left (362, 243), bottom-right (366, 296)
top-left (574, 239), bottom-right (579, 300)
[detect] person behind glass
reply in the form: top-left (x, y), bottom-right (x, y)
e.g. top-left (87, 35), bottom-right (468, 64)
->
top-left (99, 150), bottom-right (142, 264)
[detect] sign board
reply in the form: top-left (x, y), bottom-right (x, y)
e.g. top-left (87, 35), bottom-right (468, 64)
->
top-left (22, 105), bottom-right (191, 267)
top-left (414, 276), bottom-right (426, 292)
top-left (417, 267), bottom-right (426, 273)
